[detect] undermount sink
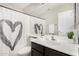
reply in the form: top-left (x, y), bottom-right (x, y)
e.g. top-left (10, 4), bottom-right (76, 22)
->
top-left (41, 35), bottom-right (76, 44)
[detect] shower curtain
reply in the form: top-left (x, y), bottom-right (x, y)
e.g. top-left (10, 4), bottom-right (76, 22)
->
top-left (0, 7), bottom-right (29, 56)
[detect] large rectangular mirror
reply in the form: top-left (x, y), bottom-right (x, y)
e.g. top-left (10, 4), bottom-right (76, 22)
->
top-left (48, 3), bottom-right (75, 36)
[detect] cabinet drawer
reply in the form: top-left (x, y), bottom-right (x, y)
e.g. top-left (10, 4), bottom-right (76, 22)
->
top-left (31, 42), bottom-right (44, 53)
top-left (31, 49), bottom-right (43, 56)
top-left (45, 47), bottom-right (70, 56)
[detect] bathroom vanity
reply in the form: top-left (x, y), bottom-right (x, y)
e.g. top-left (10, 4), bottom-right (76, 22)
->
top-left (31, 42), bottom-right (70, 56)
top-left (31, 38), bottom-right (78, 56)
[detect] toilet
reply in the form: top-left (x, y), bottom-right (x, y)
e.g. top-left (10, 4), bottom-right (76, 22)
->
top-left (16, 46), bottom-right (31, 56)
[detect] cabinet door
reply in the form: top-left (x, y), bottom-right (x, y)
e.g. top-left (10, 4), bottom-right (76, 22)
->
top-left (31, 49), bottom-right (43, 56)
top-left (31, 42), bottom-right (44, 53)
top-left (45, 47), bottom-right (70, 56)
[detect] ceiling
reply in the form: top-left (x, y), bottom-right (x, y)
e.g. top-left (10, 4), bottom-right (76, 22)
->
top-left (0, 3), bottom-right (74, 20)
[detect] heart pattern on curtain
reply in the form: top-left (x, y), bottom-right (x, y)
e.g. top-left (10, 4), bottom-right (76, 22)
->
top-left (0, 19), bottom-right (23, 51)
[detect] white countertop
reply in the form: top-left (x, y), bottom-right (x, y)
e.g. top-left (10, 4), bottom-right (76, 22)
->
top-left (31, 38), bottom-right (78, 56)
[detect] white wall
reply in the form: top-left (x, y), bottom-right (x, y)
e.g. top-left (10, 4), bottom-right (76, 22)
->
top-left (76, 3), bottom-right (79, 44)
top-left (76, 4), bottom-right (79, 31)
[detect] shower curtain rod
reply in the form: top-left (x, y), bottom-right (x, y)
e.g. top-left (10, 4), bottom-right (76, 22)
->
top-left (0, 5), bottom-right (45, 20)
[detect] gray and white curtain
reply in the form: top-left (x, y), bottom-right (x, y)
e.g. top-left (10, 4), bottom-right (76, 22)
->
top-left (0, 7), bottom-right (28, 56)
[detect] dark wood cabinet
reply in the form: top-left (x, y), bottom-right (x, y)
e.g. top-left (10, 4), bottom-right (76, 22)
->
top-left (32, 42), bottom-right (44, 53)
top-left (31, 49), bottom-right (43, 56)
top-left (45, 47), bottom-right (70, 56)
top-left (31, 42), bottom-right (71, 56)
top-left (31, 42), bottom-right (44, 56)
